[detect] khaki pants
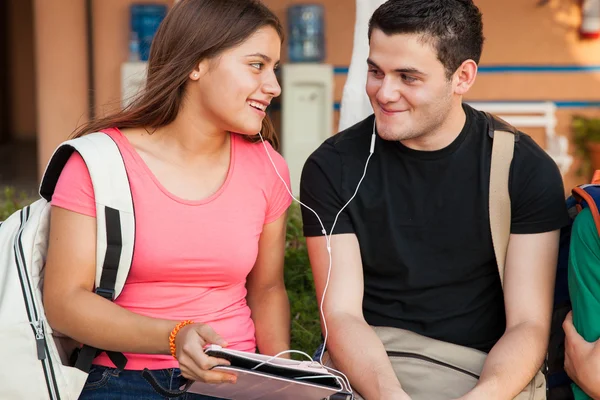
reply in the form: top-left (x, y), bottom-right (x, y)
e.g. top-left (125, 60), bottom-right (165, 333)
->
top-left (323, 326), bottom-right (546, 400)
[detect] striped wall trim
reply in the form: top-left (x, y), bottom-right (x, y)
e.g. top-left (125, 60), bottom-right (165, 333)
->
top-left (332, 101), bottom-right (600, 110)
top-left (270, 101), bottom-right (600, 112)
top-left (334, 65), bottom-right (600, 75)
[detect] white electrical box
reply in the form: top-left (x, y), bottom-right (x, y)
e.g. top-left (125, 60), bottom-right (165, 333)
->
top-left (121, 61), bottom-right (148, 107)
top-left (281, 64), bottom-right (334, 195)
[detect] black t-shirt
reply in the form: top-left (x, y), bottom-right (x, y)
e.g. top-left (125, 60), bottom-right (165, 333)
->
top-left (300, 104), bottom-right (569, 352)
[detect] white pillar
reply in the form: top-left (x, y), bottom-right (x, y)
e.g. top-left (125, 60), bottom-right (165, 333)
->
top-left (338, 0), bottom-right (386, 132)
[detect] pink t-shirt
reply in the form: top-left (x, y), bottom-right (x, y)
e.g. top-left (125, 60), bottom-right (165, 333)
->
top-left (51, 128), bottom-right (292, 370)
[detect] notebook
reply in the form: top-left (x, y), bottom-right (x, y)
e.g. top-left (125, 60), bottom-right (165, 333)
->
top-left (185, 346), bottom-right (353, 400)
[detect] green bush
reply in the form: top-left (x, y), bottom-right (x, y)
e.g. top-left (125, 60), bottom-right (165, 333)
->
top-left (573, 115), bottom-right (600, 177)
top-left (0, 187), bottom-right (323, 358)
top-left (285, 202), bottom-right (322, 359)
top-left (0, 187), bottom-right (29, 221)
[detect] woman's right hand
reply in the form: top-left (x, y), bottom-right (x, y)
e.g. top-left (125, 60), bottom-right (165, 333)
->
top-left (175, 323), bottom-right (238, 384)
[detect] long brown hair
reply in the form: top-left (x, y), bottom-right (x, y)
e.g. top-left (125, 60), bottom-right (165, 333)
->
top-left (72, 0), bottom-right (283, 149)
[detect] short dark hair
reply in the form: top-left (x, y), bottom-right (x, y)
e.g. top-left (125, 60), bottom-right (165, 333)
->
top-left (368, 0), bottom-right (484, 79)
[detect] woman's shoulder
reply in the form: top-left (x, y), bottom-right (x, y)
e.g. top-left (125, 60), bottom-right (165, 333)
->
top-left (234, 135), bottom-right (290, 194)
top-left (236, 134), bottom-right (288, 170)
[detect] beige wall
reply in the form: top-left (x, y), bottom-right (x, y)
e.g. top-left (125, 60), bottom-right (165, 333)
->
top-left (247, 0), bottom-right (356, 140)
top-left (477, 0), bottom-right (600, 64)
top-left (265, 0), bottom-right (600, 192)
top-left (92, 0), bottom-right (174, 117)
top-left (34, 0), bottom-right (89, 177)
top-left (32, 0), bottom-right (600, 191)
top-left (471, 0), bottom-right (600, 191)
top-left (8, 0), bottom-right (36, 141)
top-left (262, 0), bottom-right (355, 66)
top-left (34, 0), bottom-right (174, 176)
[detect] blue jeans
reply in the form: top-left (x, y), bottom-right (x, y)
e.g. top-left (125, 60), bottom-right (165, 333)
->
top-left (78, 365), bottom-right (228, 400)
top-left (313, 343), bottom-right (325, 361)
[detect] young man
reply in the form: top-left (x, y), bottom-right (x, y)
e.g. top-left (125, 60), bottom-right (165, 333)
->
top-left (300, 0), bottom-right (569, 399)
top-left (564, 206), bottom-right (600, 400)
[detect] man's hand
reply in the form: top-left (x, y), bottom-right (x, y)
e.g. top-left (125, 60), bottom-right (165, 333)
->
top-left (564, 311), bottom-right (600, 399)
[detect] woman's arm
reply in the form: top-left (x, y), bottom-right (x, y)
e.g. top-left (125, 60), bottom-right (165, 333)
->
top-left (246, 212), bottom-right (291, 356)
top-left (43, 206), bottom-right (235, 383)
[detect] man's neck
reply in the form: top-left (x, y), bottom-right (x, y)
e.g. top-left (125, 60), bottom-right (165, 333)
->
top-left (401, 103), bottom-right (467, 152)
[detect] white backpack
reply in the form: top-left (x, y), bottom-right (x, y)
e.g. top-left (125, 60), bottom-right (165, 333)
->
top-left (0, 132), bottom-right (136, 399)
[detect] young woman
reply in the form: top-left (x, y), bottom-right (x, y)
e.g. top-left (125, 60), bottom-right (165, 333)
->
top-left (43, 0), bottom-right (291, 398)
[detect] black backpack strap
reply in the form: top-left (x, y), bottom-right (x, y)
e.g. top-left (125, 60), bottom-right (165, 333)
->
top-left (142, 369), bottom-right (193, 398)
top-left (76, 204), bottom-right (129, 371)
top-left (73, 204), bottom-right (128, 371)
top-left (95, 206), bottom-right (124, 302)
top-left (74, 348), bottom-right (128, 372)
top-left (483, 111), bottom-right (520, 142)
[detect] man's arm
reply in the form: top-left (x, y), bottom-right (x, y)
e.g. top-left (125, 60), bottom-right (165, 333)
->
top-left (460, 230), bottom-right (559, 400)
top-left (563, 206), bottom-right (600, 399)
top-left (307, 234), bottom-right (410, 400)
top-left (564, 311), bottom-right (600, 399)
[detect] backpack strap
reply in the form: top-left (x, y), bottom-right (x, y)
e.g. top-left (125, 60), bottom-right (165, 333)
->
top-left (40, 132), bottom-right (135, 370)
top-left (572, 184), bottom-right (600, 237)
top-left (486, 113), bottom-right (517, 288)
top-left (568, 172), bottom-right (600, 238)
top-left (40, 132), bottom-right (135, 299)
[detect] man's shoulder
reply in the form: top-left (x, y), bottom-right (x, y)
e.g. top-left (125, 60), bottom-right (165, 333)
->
top-left (503, 123), bottom-right (563, 191)
top-left (313, 114), bottom-right (375, 158)
top-left (302, 115), bottom-right (375, 186)
top-left (467, 104), bottom-right (553, 168)
top-left (513, 130), bottom-right (553, 160)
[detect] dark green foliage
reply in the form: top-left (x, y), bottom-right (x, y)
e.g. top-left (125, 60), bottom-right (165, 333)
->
top-left (284, 202), bottom-right (322, 359)
top-left (0, 187), bottom-right (28, 221)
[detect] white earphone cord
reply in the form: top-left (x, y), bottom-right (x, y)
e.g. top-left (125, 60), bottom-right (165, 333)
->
top-left (257, 121), bottom-right (376, 398)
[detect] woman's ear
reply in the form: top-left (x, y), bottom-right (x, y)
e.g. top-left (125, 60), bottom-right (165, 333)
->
top-left (189, 60), bottom-right (209, 81)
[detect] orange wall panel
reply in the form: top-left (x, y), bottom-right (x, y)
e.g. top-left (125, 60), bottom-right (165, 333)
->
top-left (261, 0), bottom-right (355, 65)
top-left (477, 0), bottom-right (600, 65)
top-left (467, 73), bottom-right (600, 101)
top-left (34, 0), bottom-right (90, 177)
top-left (93, 0), bottom-right (174, 117)
top-left (32, 0), bottom-right (600, 185)
top-left (8, 0), bottom-right (36, 140)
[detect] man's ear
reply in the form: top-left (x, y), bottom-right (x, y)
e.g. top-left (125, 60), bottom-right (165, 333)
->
top-left (453, 59), bottom-right (478, 95)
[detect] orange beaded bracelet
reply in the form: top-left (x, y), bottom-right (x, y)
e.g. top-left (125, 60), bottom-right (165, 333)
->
top-left (169, 320), bottom-right (194, 359)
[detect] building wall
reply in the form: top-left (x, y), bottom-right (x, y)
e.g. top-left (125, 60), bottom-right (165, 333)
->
top-left (92, 0), bottom-right (174, 117)
top-left (473, 0), bottom-right (600, 190)
top-left (262, 0), bottom-right (355, 133)
top-left (264, 0), bottom-right (600, 191)
top-left (8, 0), bottom-right (36, 141)
top-left (33, 0), bottom-right (174, 176)
top-left (32, 0), bottom-right (600, 191)
top-left (34, 0), bottom-right (90, 177)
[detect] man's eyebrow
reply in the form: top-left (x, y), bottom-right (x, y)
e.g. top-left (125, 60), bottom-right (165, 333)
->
top-left (367, 58), bottom-right (427, 76)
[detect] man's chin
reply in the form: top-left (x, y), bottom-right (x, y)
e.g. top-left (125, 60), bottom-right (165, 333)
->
top-left (376, 122), bottom-right (413, 142)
